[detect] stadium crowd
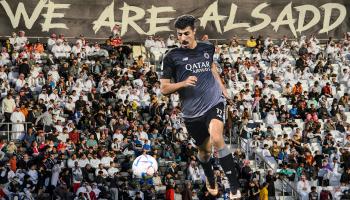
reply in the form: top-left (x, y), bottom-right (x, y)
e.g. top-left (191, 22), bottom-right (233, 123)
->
top-left (0, 26), bottom-right (349, 200)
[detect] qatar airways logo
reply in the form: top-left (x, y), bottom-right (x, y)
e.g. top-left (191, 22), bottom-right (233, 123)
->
top-left (185, 61), bottom-right (211, 73)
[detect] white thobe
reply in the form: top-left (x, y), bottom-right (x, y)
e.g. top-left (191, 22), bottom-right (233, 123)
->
top-left (10, 111), bottom-right (25, 140)
top-left (297, 180), bottom-right (311, 200)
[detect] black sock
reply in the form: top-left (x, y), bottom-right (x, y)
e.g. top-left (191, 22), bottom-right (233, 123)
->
top-left (218, 150), bottom-right (240, 194)
top-left (197, 156), bottom-right (215, 187)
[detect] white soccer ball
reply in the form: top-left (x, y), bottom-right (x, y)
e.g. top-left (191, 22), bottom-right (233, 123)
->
top-left (132, 154), bottom-right (158, 178)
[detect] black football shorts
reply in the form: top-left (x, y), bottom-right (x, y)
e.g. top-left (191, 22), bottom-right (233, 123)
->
top-left (184, 102), bottom-right (225, 146)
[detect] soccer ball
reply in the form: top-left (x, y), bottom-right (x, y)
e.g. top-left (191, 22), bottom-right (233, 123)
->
top-left (132, 154), bottom-right (158, 178)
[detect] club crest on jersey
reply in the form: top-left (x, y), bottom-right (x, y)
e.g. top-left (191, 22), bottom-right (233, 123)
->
top-left (204, 52), bottom-right (210, 59)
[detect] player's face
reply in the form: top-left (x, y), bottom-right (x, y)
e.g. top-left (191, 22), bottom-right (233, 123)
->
top-left (177, 26), bottom-right (196, 49)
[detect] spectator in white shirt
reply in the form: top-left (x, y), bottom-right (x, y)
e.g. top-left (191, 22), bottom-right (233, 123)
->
top-left (47, 33), bottom-right (57, 51)
top-left (95, 164), bottom-right (108, 178)
top-left (67, 154), bottom-right (79, 168)
top-left (166, 34), bottom-right (177, 48)
top-left (51, 41), bottom-right (66, 58)
top-left (145, 35), bottom-right (156, 49)
top-left (15, 73), bottom-right (26, 92)
top-left (89, 154), bottom-right (101, 169)
top-left (17, 31), bottom-right (28, 50)
top-left (107, 162), bottom-right (120, 178)
top-left (38, 88), bottom-right (50, 103)
top-left (78, 154), bottom-right (90, 168)
top-left (100, 152), bottom-right (113, 168)
top-left (112, 129), bottom-right (124, 141)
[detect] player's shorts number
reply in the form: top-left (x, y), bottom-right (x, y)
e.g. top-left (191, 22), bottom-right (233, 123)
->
top-left (216, 108), bottom-right (223, 118)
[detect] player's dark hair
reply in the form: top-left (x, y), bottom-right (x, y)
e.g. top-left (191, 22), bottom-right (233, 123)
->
top-left (174, 15), bottom-right (196, 30)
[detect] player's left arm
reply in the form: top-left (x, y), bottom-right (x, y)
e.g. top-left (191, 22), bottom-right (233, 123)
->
top-left (211, 63), bottom-right (229, 99)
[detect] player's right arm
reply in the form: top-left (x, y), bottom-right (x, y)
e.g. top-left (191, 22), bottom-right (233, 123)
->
top-left (160, 51), bottom-right (197, 95)
top-left (160, 76), bottom-right (197, 95)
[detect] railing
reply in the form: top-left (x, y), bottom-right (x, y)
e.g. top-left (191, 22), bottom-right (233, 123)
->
top-left (0, 122), bottom-right (32, 141)
top-left (237, 127), bottom-right (250, 160)
top-left (253, 152), bottom-right (302, 200)
top-left (236, 134), bottom-right (302, 200)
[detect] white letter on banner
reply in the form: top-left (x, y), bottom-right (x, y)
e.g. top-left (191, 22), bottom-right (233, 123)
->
top-left (199, 1), bottom-right (227, 34)
top-left (319, 3), bottom-right (346, 34)
top-left (295, 5), bottom-right (320, 34)
top-left (146, 6), bottom-right (175, 35)
top-left (246, 3), bottom-right (271, 32)
top-left (41, 1), bottom-right (70, 32)
top-left (0, 0), bottom-right (47, 29)
top-left (92, 0), bottom-right (117, 34)
top-left (223, 3), bottom-right (250, 32)
top-left (120, 2), bottom-right (146, 36)
top-left (271, 3), bottom-right (297, 38)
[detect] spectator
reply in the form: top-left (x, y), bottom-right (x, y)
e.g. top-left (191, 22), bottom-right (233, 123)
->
top-left (297, 175), bottom-right (311, 200)
top-left (259, 182), bottom-right (268, 200)
top-left (165, 179), bottom-right (175, 200)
